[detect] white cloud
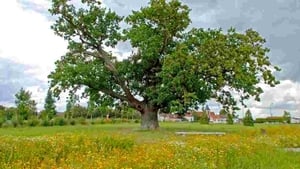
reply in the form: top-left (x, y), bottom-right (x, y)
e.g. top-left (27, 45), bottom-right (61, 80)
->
top-left (247, 80), bottom-right (300, 118)
top-left (0, 0), bottom-right (67, 82)
top-left (0, 0), bottom-right (67, 110)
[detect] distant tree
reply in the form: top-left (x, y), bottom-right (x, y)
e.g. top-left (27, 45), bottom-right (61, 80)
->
top-left (226, 113), bottom-right (234, 125)
top-left (283, 111), bottom-right (291, 124)
top-left (198, 105), bottom-right (209, 124)
top-left (0, 106), bottom-right (5, 125)
top-left (0, 105), bottom-right (5, 111)
top-left (3, 107), bottom-right (16, 120)
top-left (243, 109), bottom-right (254, 126)
top-left (87, 99), bottom-right (96, 120)
top-left (69, 105), bottom-right (88, 118)
top-left (65, 94), bottom-right (78, 119)
top-left (49, 0), bottom-right (280, 129)
top-left (44, 89), bottom-right (57, 120)
top-left (199, 112), bottom-right (210, 124)
top-left (15, 88), bottom-right (37, 120)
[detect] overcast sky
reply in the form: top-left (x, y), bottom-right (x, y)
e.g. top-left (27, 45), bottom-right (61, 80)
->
top-left (0, 0), bottom-right (299, 118)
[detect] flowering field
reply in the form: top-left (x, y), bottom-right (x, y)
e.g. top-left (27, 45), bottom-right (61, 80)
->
top-left (1, 123), bottom-right (300, 169)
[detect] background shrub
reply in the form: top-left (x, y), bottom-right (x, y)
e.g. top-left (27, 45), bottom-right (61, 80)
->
top-left (77, 117), bottom-right (88, 125)
top-left (0, 117), bottom-right (5, 128)
top-left (54, 117), bottom-right (67, 126)
top-left (27, 118), bottom-right (40, 127)
top-left (243, 109), bottom-right (254, 126)
top-left (41, 119), bottom-right (53, 127)
top-left (69, 119), bottom-right (76, 125)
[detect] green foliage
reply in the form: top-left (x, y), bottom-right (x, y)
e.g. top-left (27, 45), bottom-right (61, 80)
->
top-left (27, 118), bottom-right (40, 127)
top-left (255, 118), bottom-right (267, 123)
top-left (199, 112), bottom-right (210, 124)
top-left (41, 119), bottom-right (53, 127)
top-left (15, 88), bottom-right (37, 121)
top-left (48, 0), bottom-right (280, 128)
top-left (192, 112), bottom-right (200, 122)
top-left (227, 113), bottom-right (234, 125)
top-left (283, 111), bottom-right (291, 124)
top-left (67, 105), bottom-right (88, 119)
top-left (243, 109), bottom-right (254, 126)
top-left (54, 117), bottom-right (67, 126)
top-left (44, 89), bottom-right (57, 120)
top-left (0, 117), bottom-right (5, 128)
top-left (69, 119), bottom-right (76, 125)
top-left (2, 107), bottom-right (15, 121)
top-left (1, 121), bottom-right (13, 128)
top-left (219, 109), bottom-right (228, 116)
top-left (11, 119), bottom-right (21, 127)
top-left (255, 116), bottom-right (285, 123)
top-left (77, 117), bottom-right (88, 125)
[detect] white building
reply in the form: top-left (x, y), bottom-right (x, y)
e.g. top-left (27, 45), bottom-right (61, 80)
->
top-left (291, 117), bottom-right (300, 123)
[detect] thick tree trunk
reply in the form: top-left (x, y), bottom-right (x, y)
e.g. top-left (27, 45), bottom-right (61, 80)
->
top-left (140, 105), bottom-right (159, 130)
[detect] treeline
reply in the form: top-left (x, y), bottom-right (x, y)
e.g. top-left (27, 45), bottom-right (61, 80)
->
top-left (255, 111), bottom-right (291, 124)
top-left (0, 88), bottom-right (140, 128)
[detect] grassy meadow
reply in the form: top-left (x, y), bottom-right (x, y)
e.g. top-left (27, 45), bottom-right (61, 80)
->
top-left (1, 122), bottom-right (300, 169)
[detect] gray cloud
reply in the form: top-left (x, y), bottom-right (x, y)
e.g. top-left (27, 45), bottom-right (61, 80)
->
top-left (0, 58), bottom-right (45, 103)
top-left (102, 0), bottom-right (300, 118)
top-left (104, 0), bottom-right (300, 82)
top-left (185, 0), bottom-right (300, 82)
top-left (18, 0), bottom-right (300, 82)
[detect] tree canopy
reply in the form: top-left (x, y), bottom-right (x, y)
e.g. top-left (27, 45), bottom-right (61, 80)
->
top-left (48, 0), bottom-right (280, 129)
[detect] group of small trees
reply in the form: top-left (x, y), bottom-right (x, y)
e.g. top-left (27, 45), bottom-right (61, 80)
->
top-left (0, 88), bottom-right (56, 127)
top-left (0, 88), bottom-right (38, 126)
top-left (0, 87), bottom-right (141, 128)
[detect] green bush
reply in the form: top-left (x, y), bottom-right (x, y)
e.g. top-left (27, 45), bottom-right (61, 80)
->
top-left (199, 113), bottom-right (209, 124)
top-left (266, 117), bottom-right (284, 123)
top-left (54, 117), bottom-right (67, 126)
top-left (255, 117), bottom-right (285, 123)
top-left (77, 117), bottom-right (88, 125)
top-left (1, 121), bottom-right (13, 128)
top-left (41, 119), bottom-right (53, 127)
top-left (227, 114), bottom-right (234, 125)
top-left (90, 118), bottom-right (104, 125)
top-left (255, 118), bottom-right (267, 123)
top-left (27, 119), bottom-right (40, 127)
top-left (243, 109), bottom-right (254, 126)
top-left (100, 119), bottom-right (106, 124)
top-left (69, 119), bottom-right (76, 125)
top-left (11, 118), bottom-right (24, 127)
top-left (0, 117), bottom-right (5, 127)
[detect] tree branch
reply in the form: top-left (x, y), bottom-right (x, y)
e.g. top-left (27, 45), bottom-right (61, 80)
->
top-left (74, 50), bottom-right (143, 107)
top-left (85, 82), bottom-right (127, 102)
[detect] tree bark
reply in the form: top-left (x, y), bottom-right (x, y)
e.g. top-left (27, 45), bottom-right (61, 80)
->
top-left (140, 105), bottom-right (159, 130)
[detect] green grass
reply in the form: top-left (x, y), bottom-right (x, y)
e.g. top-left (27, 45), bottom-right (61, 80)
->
top-left (0, 122), bottom-right (300, 168)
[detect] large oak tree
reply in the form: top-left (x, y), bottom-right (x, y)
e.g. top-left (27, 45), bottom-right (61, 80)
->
top-left (48, 0), bottom-right (280, 129)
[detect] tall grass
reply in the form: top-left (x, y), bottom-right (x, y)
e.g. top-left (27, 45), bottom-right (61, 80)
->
top-left (0, 123), bottom-right (300, 168)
